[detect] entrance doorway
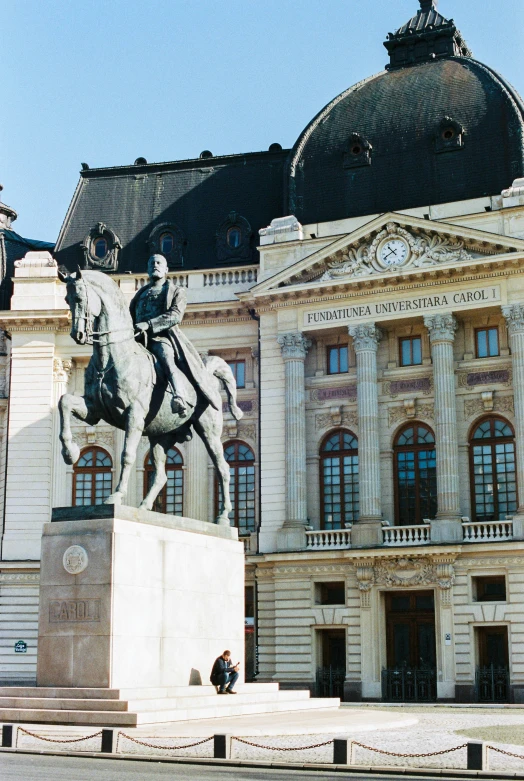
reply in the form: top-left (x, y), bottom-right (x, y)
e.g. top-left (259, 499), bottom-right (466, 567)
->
top-left (475, 626), bottom-right (510, 702)
top-left (316, 628), bottom-right (346, 699)
top-left (382, 591), bottom-right (437, 702)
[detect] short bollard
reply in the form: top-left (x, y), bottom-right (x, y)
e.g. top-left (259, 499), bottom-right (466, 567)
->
top-left (101, 729), bottom-right (114, 754)
top-left (467, 740), bottom-right (487, 771)
top-left (2, 725), bottom-right (13, 748)
top-left (333, 738), bottom-right (351, 764)
top-left (213, 734), bottom-right (232, 759)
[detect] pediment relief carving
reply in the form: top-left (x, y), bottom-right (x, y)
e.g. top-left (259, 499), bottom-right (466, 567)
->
top-left (319, 222), bottom-right (476, 282)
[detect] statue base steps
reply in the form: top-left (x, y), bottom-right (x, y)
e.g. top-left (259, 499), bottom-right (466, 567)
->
top-left (0, 684), bottom-right (340, 726)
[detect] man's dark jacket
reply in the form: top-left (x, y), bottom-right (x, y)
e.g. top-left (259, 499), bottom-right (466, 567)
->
top-left (210, 656), bottom-right (234, 685)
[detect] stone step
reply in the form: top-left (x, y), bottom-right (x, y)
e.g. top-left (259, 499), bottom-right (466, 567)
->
top-left (126, 689), bottom-right (311, 711)
top-left (0, 697), bottom-right (340, 727)
top-left (0, 697), bottom-right (129, 712)
top-left (119, 683), bottom-right (280, 699)
top-left (0, 687), bottom-right (121, 700)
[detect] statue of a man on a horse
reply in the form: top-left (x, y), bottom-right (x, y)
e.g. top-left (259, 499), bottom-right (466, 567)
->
top-left (58, 254), bottom-right (243, 524)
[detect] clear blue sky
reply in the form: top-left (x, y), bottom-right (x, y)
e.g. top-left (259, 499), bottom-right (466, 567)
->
top-left (2, 0), bottom-right (524, 242)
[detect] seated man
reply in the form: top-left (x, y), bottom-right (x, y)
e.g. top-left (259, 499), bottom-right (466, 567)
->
top-left (210, 650), bottom-right (240, 694)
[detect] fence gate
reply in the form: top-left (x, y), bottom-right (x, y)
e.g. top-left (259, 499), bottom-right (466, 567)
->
top-left (382, 667), bottom-right (437, 702)
top-left (316, 666), bottom-right (346, 699)
top-left (475, 666), bottom-right (510, 703)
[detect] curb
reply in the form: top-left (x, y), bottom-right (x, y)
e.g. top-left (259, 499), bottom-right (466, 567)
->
top-left (2, 746), bottom-right (524, 779)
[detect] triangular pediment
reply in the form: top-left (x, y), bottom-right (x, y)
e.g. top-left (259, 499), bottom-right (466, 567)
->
top-left (252, 212), bottom-right (524, 295)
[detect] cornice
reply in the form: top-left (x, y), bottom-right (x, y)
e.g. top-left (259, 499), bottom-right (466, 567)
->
top-left (0, 310), bottom-right (70, 333)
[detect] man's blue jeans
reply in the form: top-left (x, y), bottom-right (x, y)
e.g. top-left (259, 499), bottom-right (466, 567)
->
top-left (218, 670), bottom-right (239, 692)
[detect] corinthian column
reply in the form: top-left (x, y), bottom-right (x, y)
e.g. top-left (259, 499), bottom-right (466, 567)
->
top-left (276, 332), bottom-right (311, 551)
top-left (424, 313), bottom-right (462, 543)
top-left (348, 323), bottom-right (383, 547)
top-left (502, 304), bottom-right (524, 538)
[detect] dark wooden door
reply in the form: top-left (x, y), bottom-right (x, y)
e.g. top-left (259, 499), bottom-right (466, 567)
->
top-left (386, 591), bottom-right (436, 669)
top-left (478, 626), bottom-right (509, 668)
top-left (321, 629), bottom-right (346, 669)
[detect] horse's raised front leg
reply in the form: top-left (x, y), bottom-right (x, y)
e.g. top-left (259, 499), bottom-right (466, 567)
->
top-left (194, 411), bottom-right (232, 526)
top-left (106, 403), bottom-right (145, 505)
top-left (139, 437), bottom-right (168, 511)
top-left (59, 393), bottom-right (99, 465)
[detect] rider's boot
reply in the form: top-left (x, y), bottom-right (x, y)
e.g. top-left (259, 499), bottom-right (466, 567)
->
top-left (171, 390), bottom-right (188, 415)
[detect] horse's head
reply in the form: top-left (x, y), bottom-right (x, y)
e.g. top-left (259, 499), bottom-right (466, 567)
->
top-left (60, 267), bottom-right (101, 345)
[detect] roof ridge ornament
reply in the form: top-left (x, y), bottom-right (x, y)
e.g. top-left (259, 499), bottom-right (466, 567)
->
top-left (419, 0), bottom-right (437, 10)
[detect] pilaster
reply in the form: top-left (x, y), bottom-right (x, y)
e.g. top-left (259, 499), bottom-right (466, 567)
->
top-left (185, 435), bottom-right (210, 522)
top-left (502, 304), bottom-right (524, 538)
top-left (276, 332), bottom-right (311, 551)
top-left (348, 323), bottom-right (383, 547)
top-left (51, 358), bottom-right (72, 508)
top-left (424, 313), bottom-right (462, 543)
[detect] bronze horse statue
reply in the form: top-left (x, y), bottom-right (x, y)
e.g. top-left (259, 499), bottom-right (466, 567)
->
top-left (58, 269), bottom-right (242, 524)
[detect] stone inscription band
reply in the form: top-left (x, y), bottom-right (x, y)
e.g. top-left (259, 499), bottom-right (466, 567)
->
top-left (49, 599), bottom-right (101, 623)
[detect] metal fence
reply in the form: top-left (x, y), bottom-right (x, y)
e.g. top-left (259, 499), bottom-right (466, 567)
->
top-left (381, 667), bottom-right (437, 702)
top-left (475, 666), bottom-right (510, 703)
top-left (315, 666), bottom-right (346, 699)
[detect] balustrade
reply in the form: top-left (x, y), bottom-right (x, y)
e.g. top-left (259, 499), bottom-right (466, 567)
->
top-left (462, 520), bottom-right (513, 542)
top-left (382, 525), bottom-right (430, 546)
top-left (305, 529), bottom-right (351, 550)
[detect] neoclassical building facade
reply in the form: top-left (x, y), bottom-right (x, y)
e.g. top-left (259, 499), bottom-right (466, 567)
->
top-left (2, 1), bottom-right (524, 703)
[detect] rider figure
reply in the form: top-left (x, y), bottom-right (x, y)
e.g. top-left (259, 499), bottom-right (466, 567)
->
top-left (130, 254), bottom-right (220, 415)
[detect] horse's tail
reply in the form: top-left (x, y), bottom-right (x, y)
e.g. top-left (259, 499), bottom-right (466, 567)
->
top-left (204, 356), bottom-right (244, 421)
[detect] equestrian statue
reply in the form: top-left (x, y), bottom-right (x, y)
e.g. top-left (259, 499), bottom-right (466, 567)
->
top-left (58, 254), bottom-right (243, 524)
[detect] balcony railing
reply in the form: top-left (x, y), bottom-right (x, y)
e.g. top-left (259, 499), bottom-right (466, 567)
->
top-left (305, 529), bottom-right (351, 550)
top-left (127, 265), bottom-right (259, 304)
top-left (463, 520), bottom-right (513, 542)
top-left (382, 524), bottom-right (431, 546)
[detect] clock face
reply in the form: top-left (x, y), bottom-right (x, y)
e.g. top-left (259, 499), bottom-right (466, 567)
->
top-left (379, 238), bottom-right (409, 267)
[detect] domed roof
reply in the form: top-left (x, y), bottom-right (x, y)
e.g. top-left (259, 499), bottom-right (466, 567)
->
top-left (286, 1), bottom-right (524, 225)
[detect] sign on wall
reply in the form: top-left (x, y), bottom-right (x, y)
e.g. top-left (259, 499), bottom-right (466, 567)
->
top-left (303, 285), bottom-right (502, 330)
top-left (14, 640), bottom-right (27, 653)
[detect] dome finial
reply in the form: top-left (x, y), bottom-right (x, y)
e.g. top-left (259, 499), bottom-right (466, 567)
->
top-left (420, 0), bottom-right (437, 10)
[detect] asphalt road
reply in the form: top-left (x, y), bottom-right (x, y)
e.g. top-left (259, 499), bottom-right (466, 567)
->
top-left (0, 752), bottom-right (485, 781)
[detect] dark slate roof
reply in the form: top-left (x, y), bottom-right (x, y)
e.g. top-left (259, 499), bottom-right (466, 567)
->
top-left (55, 150), bottom-right (288, 274)
top-left (286, 56), bottom-right (524, 225)
top-left (0, 230), bottom-right (55, 309)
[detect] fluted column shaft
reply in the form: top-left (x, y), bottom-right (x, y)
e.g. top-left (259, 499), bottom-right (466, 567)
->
top-left (185, 435), bottom-right (210, 522)
top-left (349, 323), bottom-right (382, 522)
top-left (277, 332), bottom-right (311, 527)
top-left (424, 314), bottom-right (460, 520)
top-left (52, 358), bottom-right (72, 507)
top-left (503, 304), bottom-right (524, 514)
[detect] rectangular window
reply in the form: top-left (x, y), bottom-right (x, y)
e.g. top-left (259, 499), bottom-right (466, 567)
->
top-left (473, 575), bottom-right (507, 602)
top-left (227, 360), bottom-right (245, 388)
top-left (315, 581), bottom-right (346, 605)
top-left (476, 327), bottom-right (499, 358)
top-left (327, 345), bottom-right (349, 374)
top-left (399, 336), bottom-right (422, 367)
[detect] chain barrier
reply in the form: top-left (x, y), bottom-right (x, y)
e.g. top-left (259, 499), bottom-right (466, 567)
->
top-left (488, 745), bottom-right (524, 760)
top-left (16, 727), bottom-right (103, 748)
top-left (351, 740), bottom-right (469, 759)
top-left (232, 736), bottom-right (333, 751)
top-left (115, 732), bottom-right (213, 754)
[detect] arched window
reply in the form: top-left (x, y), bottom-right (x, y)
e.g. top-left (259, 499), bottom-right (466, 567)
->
top-left (227, 226), bottom-right (242, 249)
top-left (73, 447), bottom-right (112, 506)
top-left (144, 448), bottom-right (183, 515)
top-left (394, 424), bottom-right (437, 526)
top-left (320, 430), bottom-right (359, 529)
top-left (160, 232), bottom-right (174, 255)
top-left (219, 441), bottom-right (255, 534)
top-left (470, 417), bottom-right (517, 522)
top-left (94, 237), bottom-right (108, 259)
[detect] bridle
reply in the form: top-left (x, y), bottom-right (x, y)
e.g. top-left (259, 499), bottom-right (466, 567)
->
top-left (71, 279), bottom-right (136, 346)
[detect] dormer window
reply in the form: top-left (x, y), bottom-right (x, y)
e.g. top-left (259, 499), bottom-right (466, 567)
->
top-left (148, 223), bottom-right (185, 269)
top-left (216, 211), bottom-right (252, 263)
top-left (343, 133), bottom-right (372, 169)
top-left (435, 117), bottom-right (465, 153)
top-left (227, 226), bottom-right (242, 249)
top-left (94, 238), bottom-right (108, 259)
top-left (82, 223), bottom-right (121, 271)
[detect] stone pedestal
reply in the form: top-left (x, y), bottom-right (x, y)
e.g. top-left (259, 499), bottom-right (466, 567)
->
top-left (36, 505), bottom-right (244, 689)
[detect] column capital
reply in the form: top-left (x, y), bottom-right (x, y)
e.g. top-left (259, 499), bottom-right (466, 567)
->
top-left (277, 332), bottom-right (311, 361)
top-left (53, 357), bottom-right (72, 383)
top-left (424, 313), bottom-right (457, 343)
top-left (348, 323), bottom-right (382, 352)
top-left (502, 303), bottom-right (524, 335)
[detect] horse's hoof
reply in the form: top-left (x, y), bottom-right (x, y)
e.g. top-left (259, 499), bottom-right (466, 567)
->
top-left (216, 515), bottom-right (231, 527)
top-left (105, 493), bottom-right (123, 506)
top-left (139, 501), bottom-right (152, 511)
top-left (62, 443), bottom-right (80, 465)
